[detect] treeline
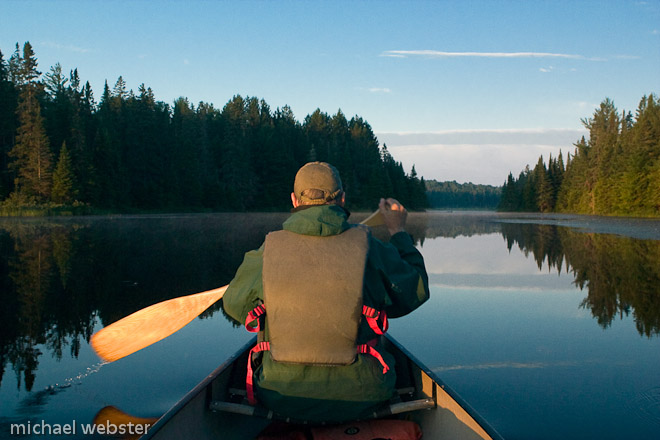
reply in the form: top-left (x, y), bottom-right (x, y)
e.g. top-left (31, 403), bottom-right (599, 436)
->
top-left (426, 180), bottom-right (501, 209)
top-left (499, 95), bottom-right (660, 216)
top-left (0, 42), bottom-right (427, 213)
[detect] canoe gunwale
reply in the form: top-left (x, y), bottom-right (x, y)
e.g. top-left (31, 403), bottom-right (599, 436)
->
top-left (140, 337), bottom-right (257, 439)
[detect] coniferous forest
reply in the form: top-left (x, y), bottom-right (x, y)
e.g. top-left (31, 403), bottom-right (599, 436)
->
top-left (425, 180), bottom-right (501, 210)
top-left (0, 42), bottom-right (428, 214)
top-left (499, 95), bottom-right (660, 216)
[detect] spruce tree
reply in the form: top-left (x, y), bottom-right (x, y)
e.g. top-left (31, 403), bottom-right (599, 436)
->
top-left (43, 63), bottom-right (72, 161)
top-left (534, 156), bottom-right (553, 212)
top-left (51, 142), bottom-right (75, 203)
top-left (0, 49), bottom-right (18, 199)
top-left (8, 42), bottom-right (52, 202)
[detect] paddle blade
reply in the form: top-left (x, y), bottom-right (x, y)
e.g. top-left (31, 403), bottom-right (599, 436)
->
top-left (91, 286), bottom-right (227, 362)
top-left (93, 406), bottom-right (158, 439)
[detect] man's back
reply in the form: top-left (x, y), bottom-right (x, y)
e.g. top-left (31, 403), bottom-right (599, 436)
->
top-left (223, 204), bottom-right (429, 422)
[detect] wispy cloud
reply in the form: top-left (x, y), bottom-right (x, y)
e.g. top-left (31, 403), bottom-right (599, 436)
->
top-left (381, 50), bottom-right (588, 59)
top-left (356, 86), bottom-right (392, 94)
top-left (40, 41), bottom-right (91, 54)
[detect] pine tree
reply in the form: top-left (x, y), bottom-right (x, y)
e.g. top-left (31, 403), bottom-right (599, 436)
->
top-left (92, 80), bottom-right (127, 207)
top-left (172, 97), bottom-right (204, 208)
top-left (112, 76), bottom-right (127, 102)
top-left (583, 98), bottom-right (621, 214)
top-left (534, 156), bottom-right (553, 212)
top-left (626, 94), bottom-right (660, 214)
top-left (8, 42), bottom-right (40, 86)
top-left (8, 42), bottom-right (52, 202)
top-left (349, 116), bottom-right (384, 207)
top-left (498, 172), bottom-right (520, 211)
top-left (43, 63), bottom-right (72, 161)
top-left (0, 49), bottom-right (18, 199)
top-left (304, 109), bottom-right (331, 162)
top-left (219, 95), bottom-right (257, 210)
top-left (51, 142), bottom-right (75, 203)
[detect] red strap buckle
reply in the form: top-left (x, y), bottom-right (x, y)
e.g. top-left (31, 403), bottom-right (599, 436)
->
top-left (357, 343), bottom-right (390, 374)
top-left (362, 305), bottom-right (388, 335)
top-left (245, 304), bottom-right (266, 333)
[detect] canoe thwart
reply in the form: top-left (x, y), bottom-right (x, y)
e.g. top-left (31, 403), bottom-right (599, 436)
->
top-left (373, 398), bottom-right (436, 418)
top-left (210, 398), bottom-right (435, 422)
top-left (209, 401), bottom-right (274, 419)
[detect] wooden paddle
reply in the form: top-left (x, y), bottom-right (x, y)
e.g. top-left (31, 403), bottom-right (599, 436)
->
top-left (91, 286), bottom-right (228, 362)
top-left (91, 210), bottom-right (384, 363)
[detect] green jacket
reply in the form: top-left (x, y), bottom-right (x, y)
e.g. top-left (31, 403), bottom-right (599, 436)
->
top-left (222, 205), bottom-right (429, 422)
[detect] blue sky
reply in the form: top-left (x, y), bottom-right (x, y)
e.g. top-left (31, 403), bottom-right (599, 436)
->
top-left (1, 0), bottom-right (659, 185)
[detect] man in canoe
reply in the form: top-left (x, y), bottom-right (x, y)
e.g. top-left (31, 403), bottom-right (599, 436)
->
top-left (222, 161), bottom-right (429, 423)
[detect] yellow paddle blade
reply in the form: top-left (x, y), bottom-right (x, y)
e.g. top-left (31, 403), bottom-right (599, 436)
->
top-left (93, 406), bottom-right (158, 439)
top-left (91, 286), bottom-right (227, 362)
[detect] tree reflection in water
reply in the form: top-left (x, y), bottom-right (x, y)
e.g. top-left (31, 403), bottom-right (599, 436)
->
top-left (0, 212), bottom-right (658, 392)
top-left (500, 222), bottom-right (660, 338)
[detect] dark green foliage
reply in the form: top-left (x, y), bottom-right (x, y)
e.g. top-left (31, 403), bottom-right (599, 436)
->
top-left (0, 49), bottom-right (18, 199)
top-left (426, 180), bottom-right (500, 209)
top-left (8, 43), bottom-right (52, 203)
top-left (500, 95), bottom-right (660, 217)
top-left (0, 43), bottom-right (426, 213)
top-left (51, 142), bottom-right (75, 203)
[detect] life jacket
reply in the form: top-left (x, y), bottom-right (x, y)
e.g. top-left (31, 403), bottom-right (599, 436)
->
top-left (244, 226), bottom-right (389, 405)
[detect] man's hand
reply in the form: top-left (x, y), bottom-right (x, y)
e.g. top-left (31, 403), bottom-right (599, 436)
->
top-left (379, 198), bottom-right (407, 236)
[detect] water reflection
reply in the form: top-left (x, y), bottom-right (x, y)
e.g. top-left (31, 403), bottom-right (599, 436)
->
top-left (0, 212), bottom-right (658, 393)
top-left (0, 222), bottom-right (91, 393)
top-left (499, 222), bottom-right (660, 337)
top-left (0, 213), bottom-right (289, 392)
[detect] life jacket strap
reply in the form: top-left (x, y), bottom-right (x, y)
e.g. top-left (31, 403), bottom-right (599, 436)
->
top-left (357, 343), bottom-right (390, 374)
top-left (362, 305), bottom-right (389, 335)
top-left (247, 304), bottom-right (388, 337)
top-left (245, 340), bottom-right (390, 405)
top-left (245, 304), bottom-right (266, 333)
top-left (246, 341), bottom-right (270, 405)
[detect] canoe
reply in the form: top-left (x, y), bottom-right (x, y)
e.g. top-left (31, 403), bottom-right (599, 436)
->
top-left (141, 335), bottom-right (504, 440)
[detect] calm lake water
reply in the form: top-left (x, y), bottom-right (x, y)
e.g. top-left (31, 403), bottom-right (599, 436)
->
top-left (0, 211), bottom-right (659, 439)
